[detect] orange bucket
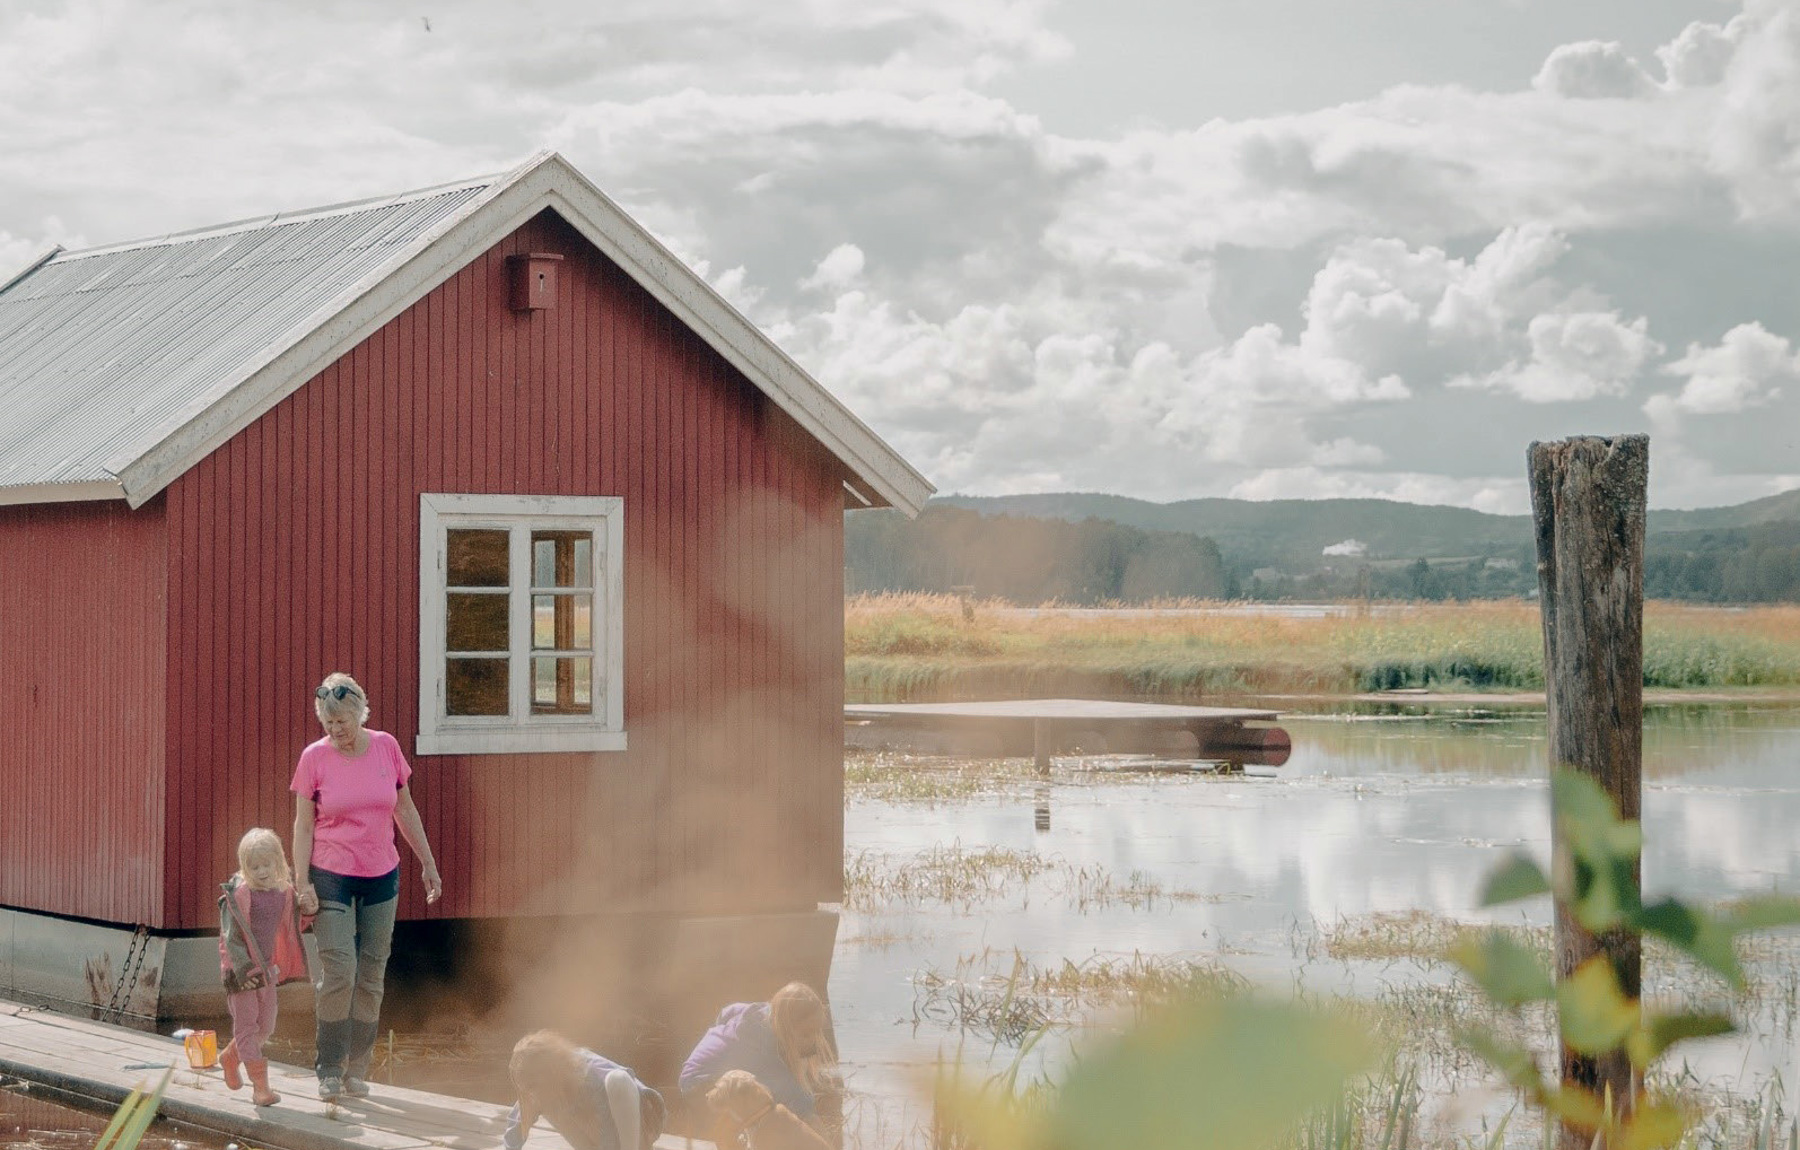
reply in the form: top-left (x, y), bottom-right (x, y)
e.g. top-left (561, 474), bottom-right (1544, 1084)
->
top-left (183, 1030), bottom-right (218, 1069)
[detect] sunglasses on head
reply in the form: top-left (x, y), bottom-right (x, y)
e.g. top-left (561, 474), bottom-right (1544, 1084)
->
top-left (315, 684), bottom-right (361, 702)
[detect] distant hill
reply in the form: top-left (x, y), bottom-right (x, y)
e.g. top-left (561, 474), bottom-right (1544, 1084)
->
top-left (934, 488), bottom-right (1800, 570)
top-left (1646, 487), bottom-right (1800, 533)
top-left (932, 492), bottom-right (1534, 571)
top-left (843, 488), bottom-right (1800, 603)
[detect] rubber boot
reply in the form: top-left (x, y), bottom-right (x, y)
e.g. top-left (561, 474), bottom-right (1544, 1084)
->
top-left (219, 1040), bottom-right (242, 1091)
top-left (247, 1060), bottom-right (281, 1107)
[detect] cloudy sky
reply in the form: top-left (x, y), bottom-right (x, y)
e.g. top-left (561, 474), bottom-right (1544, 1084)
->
top-left (4, 0), bottom-right (1799, 513)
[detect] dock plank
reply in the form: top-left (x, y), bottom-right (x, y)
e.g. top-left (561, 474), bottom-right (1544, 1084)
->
top-left (0, 1000), bottom-right (710, 1150)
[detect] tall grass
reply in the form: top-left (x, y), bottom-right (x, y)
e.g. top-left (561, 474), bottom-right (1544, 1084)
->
top-left (846, 596), bottom-right (1800, 700)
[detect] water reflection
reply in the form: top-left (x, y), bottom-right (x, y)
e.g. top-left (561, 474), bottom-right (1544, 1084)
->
top-left (1281, 701), bottom-right (1800, 784)
top-left (833, 700), bottom-right (1800, 1137)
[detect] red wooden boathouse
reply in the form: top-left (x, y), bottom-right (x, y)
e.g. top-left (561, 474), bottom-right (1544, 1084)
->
top-left (0, 152), bottom-right (931, 1021)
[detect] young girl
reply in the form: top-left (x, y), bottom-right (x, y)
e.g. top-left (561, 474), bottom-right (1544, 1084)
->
top-left (217, 828), bottom-right (311, 1107)
top-left (680, 982), bottom-right (843, 1145)
top-left (502, 1030), bottom-right (665, 1150)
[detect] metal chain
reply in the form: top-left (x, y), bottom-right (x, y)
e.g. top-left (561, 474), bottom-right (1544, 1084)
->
top-left (100, 925), bottom-right (151, 1023)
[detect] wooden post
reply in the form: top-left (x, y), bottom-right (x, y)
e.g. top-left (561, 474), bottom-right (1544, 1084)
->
top-left (1527, 434), bottom-right (1646, 1146)
top-left (1033, 718), bottom-right (1052, 775)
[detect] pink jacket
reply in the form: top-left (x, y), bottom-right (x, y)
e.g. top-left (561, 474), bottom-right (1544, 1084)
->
top-left (217, 879), bottom-right (311, 993)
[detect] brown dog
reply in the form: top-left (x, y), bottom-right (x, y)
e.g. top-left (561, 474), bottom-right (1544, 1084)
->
top-left (704, 1070), bottom-right (833, 1150)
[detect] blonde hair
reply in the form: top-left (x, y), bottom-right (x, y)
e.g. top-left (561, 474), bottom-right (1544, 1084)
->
top-left (509, 1030), bottom-right (585, 1106)
top-left (769, 982), bottom-right (836, 1094)
top-left (236, 828), bottom-right (292, 890)
top-left (314, 671), bottom-right (370, 724)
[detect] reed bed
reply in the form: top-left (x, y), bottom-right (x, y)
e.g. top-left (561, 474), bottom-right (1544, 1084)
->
top-left (845, 595), bottom-right (1800, 700)
top-left (843, 844), bottom-right (1211, 913)
top-left (911, 948), bottom-right (1248, 1042)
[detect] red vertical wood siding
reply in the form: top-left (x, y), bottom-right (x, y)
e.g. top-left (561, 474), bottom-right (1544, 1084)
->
top-left (160, 211), bottom-right (849, 929)
top-left (0, 501), bottom-right (166, 923)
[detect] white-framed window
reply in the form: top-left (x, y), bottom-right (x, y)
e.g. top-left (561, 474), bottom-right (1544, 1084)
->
top-left (417, 493), bottom-right (625, 755)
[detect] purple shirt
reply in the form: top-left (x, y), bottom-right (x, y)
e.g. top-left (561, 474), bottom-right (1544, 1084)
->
top-left (248, 887), bottom-right (285, 965)
top-left (678, 1002), bottom-right (815, 1118)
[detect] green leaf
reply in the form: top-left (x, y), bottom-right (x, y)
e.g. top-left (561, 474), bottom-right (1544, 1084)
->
top-left (1624, 1010), bottom-right (1735, 1069)
top-left (95, 1067), bottom-right (171, 1150)
top-left (1634, 899), bottom-right (1744, 989)
top-left (1049, 996), bottom-right (1381, 1150)
top-left (1552, 771), bottom-right (1634, 855)
top-left (1552, 771), bottom-right (1645, 933)
top-left (1557, 956), bottom-right (1640, 1056)
top-left (1448, 931), bottom-right (1555, 1007)
top-left (1567, 851), bottom-right (1643, 934)
top-left (1615, 1097), bottom-right (1694, 1150)
top-left (1717, 894), bottom-right (1800, 935)
top-left (1541, 1084), bottom-right (1608, 1133)
top-left (1454, 1027), bottom-right (1543, 1094)
top-left (1480, 853), bottom-right (1552, 907)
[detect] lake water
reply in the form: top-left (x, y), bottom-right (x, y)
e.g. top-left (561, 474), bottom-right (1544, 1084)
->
top-left (8, 699), bottom-right (1799, 1147)
top-left (830, 699), bottom-right (1800, 1143)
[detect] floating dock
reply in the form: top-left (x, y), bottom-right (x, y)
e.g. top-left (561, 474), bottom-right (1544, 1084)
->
top-left (0, 998), bottom-right (709, 1150)
top-left (845, 698), bottom-right (1290, 769)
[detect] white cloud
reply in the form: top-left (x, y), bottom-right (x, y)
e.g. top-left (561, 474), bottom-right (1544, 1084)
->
top-left (2, 0), bottom-right (1799, 513)
top-left (1705, 0), bottom-right (1800, 220)
top-left (1457, 311), bottom-right (1660, 404)
top-left (801, 243), bottom-right (866, 291)
top-left (1322, 539), bottom-right (1367, 557)
top-left (1533, 41), bottom-right (1658, 99)
top-left (1649, 322), bottom-right (1800, 416)
top-left (1658, 16), bottom-right (1748, 88)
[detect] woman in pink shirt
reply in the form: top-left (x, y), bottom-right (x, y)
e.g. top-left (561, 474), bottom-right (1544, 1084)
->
top-left (292, 672), bottom-right (442, 1102)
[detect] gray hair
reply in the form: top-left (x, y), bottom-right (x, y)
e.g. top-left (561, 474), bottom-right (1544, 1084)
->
top-left (313, 671), bottom-right (370, 724)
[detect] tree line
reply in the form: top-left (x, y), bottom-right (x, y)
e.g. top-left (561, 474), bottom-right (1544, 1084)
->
top-left (847, 508), bottom-right (1800, 604)
top-left (846, 506), bottom-right (1232, 603)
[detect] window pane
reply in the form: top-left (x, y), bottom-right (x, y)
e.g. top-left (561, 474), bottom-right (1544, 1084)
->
top-left (531, 656), bottom-right (593, 715)
top-left (531, 530), bottom-right (590, 588)
top-left (532, 595), bottom-right (553, 650)
top-left (533, 538), bottom-right (555, 589)
top-left (447, 592), bottom-right (508, 652)
top-left (448, 529), bottom-right (509, 587)
top-left (532, 593), bottom-right (593, 651)
top-left (447, 658), bottom-right (509, 716)
top-left (573, 595), bottom-right (591, 649)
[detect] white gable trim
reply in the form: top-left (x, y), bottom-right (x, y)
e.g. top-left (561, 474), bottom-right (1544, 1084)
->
top-left (104, 152), bottom-right (932, 514)
top-left (0, 479), bottom-right (126, 506)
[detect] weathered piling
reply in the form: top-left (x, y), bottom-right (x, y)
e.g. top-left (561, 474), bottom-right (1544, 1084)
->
top-left (1527, 434), bottom-right (1647, 1146)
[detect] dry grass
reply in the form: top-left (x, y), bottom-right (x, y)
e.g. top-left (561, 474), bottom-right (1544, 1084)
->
top-left (845, 751), bottom-right (1047, 803)
top-left (843, 844), bottom-right (1214, 913)
top-left (1323, 910), bottom-right (1552, 966)
top-left (911, 948), bottom-right (1249, 1043)
top-left (845, 595), bottom-right (1800, 700)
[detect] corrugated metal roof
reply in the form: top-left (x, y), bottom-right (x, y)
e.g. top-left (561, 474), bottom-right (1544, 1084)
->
top-left (0, 153), bottom-right (934, 514)
top-left (0, 178), bottom-right (496, 493)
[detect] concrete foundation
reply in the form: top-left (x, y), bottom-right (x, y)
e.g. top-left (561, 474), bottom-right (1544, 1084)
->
top-left (0, 905), bottom-right (317, 1026)
top-left (0, 903), bottom-right (839, 1035)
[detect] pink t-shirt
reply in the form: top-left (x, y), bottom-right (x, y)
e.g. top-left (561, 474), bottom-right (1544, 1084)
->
top-left (290, 730), bottom-right (413, 878)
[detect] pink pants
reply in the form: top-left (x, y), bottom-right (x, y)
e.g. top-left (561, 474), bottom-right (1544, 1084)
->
top-left (226, 984), bottom-right (279, 1062)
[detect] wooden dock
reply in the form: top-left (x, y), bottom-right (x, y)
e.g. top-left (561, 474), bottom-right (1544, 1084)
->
top-left (845, 698), bottom-right (1290, 769)
top-left (0, 998), bottom-right (710, 1150)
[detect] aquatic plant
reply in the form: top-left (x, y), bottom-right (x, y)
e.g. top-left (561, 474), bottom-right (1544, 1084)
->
top-left (93, 1066), bottom-right (170, 1150)
top-left (1448, 771), bottom-right (1800, 1148)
